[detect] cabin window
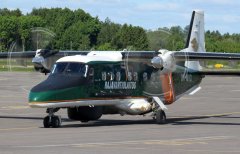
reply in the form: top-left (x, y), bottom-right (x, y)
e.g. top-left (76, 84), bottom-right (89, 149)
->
top-left (107, 72), bottom-right (111, 81)
top-left (102, 72), bottom-right (106, 81)
top-left (89, 68), bottom-right (94, 76)
top-left (110, 72), bottom-right (115, 81)
top-left (143, 72), bottom-right (148, 81)
top-left (116, 72), bottom-right (121, 81)
top-left (107, 72), bottom-right (114, 81)
top-left (89, 68), bottom-right (94, 81)
top-left (127, 72), bottom-right (132, 81)
top-left (133, 72), bottom-right (138, 81)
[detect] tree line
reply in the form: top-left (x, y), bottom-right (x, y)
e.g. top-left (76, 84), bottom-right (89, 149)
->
top-left (147, 26), bottom-right (240, 52)
top-left (0, 8), bottom-right (240, 52)
top-left (0, 8), bottom-right (148, 51)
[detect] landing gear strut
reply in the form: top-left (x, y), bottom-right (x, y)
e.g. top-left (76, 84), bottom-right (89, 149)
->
top-left (43, 108), bottom-right (61, 128)
top-left (152, 97), bottom-right (167, 124)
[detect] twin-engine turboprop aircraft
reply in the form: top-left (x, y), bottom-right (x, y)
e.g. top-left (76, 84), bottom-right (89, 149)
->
top-left (1, 10), bottom-right (240, 128)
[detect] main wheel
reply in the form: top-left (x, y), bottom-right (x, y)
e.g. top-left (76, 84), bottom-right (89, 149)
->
top-left (43, 116), bottom-right (50, 128)
top-left (52, 116), bottom-right (61, 128)
top-left (155, 110), bottom-right (166, 124)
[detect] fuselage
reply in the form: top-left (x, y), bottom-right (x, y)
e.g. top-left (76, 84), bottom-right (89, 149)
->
top-left (28, 53), bottom-right (203, 115)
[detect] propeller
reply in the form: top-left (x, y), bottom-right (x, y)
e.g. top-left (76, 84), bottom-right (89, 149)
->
top-left (3, 27), bottom-right (57, 73)
top-left (120, 29), bottom-right (177, 100)
top-left (32, 49), bottom-right (59, 74)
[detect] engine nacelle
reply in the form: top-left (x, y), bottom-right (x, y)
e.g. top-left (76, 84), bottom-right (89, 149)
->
top-left (151, 49), bottom-right (176, 72)
top-left (32, 56), bottom-right (50, 74)
top-left (32, 49), bottom-right (59, 74)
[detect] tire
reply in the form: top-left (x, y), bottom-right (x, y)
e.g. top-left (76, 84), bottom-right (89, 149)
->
top-left (52, 116), bottom-right (61, 128)
top-left (156, 110), bottom-right (166, 124)
top-left (43, 116), bottom-right (50, 128)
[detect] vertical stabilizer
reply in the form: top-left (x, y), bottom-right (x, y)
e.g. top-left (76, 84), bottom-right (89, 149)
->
top-left (184, 10), bottom-right (205, 70)
top-left (185, 10), bottom-right (205, 52)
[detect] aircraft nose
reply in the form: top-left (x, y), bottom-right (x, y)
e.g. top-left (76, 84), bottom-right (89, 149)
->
top-left (29, 89), bottom-right (56, 103)
top-left (28, 75), bottom-right (88, 103)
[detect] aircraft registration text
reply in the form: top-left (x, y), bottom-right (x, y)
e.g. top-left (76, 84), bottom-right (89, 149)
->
top-left (104, 81), bottom-right (137, 90)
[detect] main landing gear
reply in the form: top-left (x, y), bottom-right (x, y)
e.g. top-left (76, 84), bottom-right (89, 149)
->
top-left (43, 108), bottom-right (61, 128)
top-left (153, 109), bottom-right (166, 124)
top-left (152, 97), bottom-right (167, 124)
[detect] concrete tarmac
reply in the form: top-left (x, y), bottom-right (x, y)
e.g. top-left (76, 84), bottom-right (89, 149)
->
top-left (0, 72), bottom-right (240, 154)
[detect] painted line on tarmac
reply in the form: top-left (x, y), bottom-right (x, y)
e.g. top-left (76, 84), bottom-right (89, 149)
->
top-left (0, 127), bottom-right (36, 132)
top-left (14, 136), bottom-right (232, 148)
top-left (180, 149), bottom-right (240, 153)
top-left (204, 111), bottom-right (240, 117)
top-left (0, 96), bottom-right (22, 97)
top-left (180, 96), bottom-right (209, 100)
top-left (231, 89), bottom-right (240, 92)
top-left (0, 78), bottom-right (8, 81)
top-left (170, 111), bottom-right (240, 119)
top-left (20, 86), bottom-right (30, 94)
top-left (0, 106), bottom-right (29, 110)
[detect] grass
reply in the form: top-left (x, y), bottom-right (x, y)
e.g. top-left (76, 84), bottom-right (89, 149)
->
top-left (0, 59), bottom-right (35, 72)
top-left (0, 65), bottom-right (35, 72)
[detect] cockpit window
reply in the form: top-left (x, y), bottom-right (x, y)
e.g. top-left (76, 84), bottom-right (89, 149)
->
top-left (51, 62), bottom-right (86, 76)
top-left (52, 62), bottom-right (68, 74)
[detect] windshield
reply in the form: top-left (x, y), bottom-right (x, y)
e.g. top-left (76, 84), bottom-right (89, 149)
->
top-left (51, 62), bottom-right (87, 76)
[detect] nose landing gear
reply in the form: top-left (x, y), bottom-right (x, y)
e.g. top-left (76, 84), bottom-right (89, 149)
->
top-left (43, 108), bottom-right (61, 128)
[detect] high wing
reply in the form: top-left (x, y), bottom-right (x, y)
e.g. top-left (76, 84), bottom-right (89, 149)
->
top-left (0, 50), bottom-right (89, 73)
top-left (173, 51), bottom-right (240, 76)
top-left (0, 50), bottom-right (89, 59)
top-left (0, 49), bottom-right (157, 73)
top-left (0, 51), bottom-right (36, 58)
top-left (1, 50), bottom-right (240, 76)
top-left (174, 52), bottom-right (240, 61)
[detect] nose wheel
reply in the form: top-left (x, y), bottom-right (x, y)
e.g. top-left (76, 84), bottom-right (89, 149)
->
top-left (43, 108), bottom-right (61, 128)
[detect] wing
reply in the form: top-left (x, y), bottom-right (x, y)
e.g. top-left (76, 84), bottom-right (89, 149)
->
top-left (1, 50), bottom-right (240, 76)
top-left (0, 50), bottom-right (89, 73)
top-left (0, 51), bottom-right (36, 58)
top-left (174, 51), bottom-right (240, 76)
top-left (174, 52), bottom-right (240, 61)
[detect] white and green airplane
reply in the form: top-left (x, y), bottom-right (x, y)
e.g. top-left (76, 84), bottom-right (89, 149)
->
top-left (1, 10), bottom-right (240, 128)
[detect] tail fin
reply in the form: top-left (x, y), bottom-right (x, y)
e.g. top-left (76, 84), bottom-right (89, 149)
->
top-left (185, 10), bottom-right (206, 53)
top-left (184, 10), bottom-right (205, 71)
